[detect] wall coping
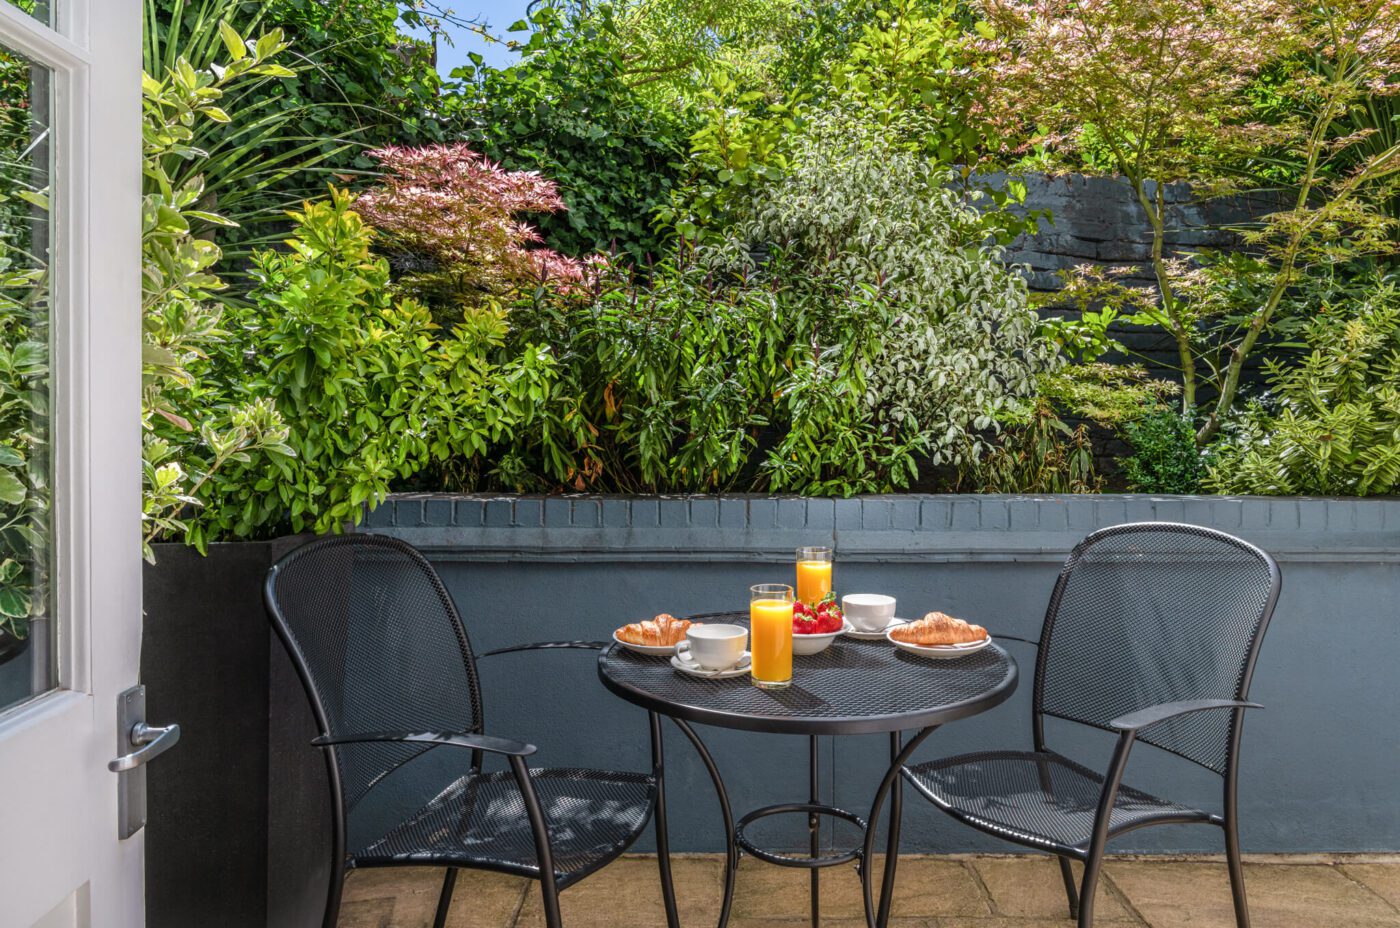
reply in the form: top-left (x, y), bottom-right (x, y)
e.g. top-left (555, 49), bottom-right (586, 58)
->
top-left (359, 493), bottom-right (1400, 564)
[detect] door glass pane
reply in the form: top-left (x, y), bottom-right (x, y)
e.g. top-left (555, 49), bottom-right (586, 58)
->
top-left (0, 40), bottom-right (51, 713)
top-left (2, 1), bottom-right (51, 28)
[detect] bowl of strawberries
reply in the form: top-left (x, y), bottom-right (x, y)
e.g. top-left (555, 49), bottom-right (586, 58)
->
top-left (792, 599), bottom-right (849, 655)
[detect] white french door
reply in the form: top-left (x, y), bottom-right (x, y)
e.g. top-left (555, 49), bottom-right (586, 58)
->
top-left (0, 1), bottom-right (146, 926)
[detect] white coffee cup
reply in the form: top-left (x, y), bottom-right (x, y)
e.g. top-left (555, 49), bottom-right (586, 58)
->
top-left (842, 593), bottom-right (897, 632)
top-left (679, 624), bottom-right (749, 670)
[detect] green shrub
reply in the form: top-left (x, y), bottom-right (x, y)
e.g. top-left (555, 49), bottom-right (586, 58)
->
top-left (461, 6), bottom-right (696, 263)
top-left (176, 189), bottom-right (582, 544)
top-left (1207, 279), bottom-right (1400, 497)
top-left (1122, 409), bottom-right (1211, 494)
top-left (146, 0), bottom-right (456, 253)
top-left (141, 20), bottom-right (297, 556)
top-left (717, 107), bottom-right (1058, 490)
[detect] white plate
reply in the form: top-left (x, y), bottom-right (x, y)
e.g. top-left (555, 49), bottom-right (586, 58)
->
top-left (612, 631), bottom-right (679, 657)
top-left (843, 617), bottom-right (910, 641)
top-left (671, 650), bottom-right (752, 680)
top-left (793, 620), bottom-right (853, 655)
top-left (886, 630), bottom-right (993, 659)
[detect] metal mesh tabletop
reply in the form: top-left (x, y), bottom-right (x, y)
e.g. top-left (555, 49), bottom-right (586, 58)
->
top-left (598, 612), bottom-right (1018, 735)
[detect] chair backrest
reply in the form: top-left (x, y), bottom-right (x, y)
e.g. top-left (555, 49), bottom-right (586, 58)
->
top-left (265, 534), bottom-right (484, 812)
top-left (1034, 522), bottom-right (1280, 774)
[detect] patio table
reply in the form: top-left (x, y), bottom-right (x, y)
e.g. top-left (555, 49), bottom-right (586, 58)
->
top-left (597, 610), bottom-right (1018, 928)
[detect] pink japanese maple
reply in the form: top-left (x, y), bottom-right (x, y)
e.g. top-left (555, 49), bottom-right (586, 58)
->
top-left (355, 143), bottom-right (585, 301)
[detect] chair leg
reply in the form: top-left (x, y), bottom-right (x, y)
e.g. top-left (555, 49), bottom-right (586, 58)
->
top-left (433, 868), bottom-right (458, 928)
top-left (538, 876), bottom-right (564, 928)
top-left (322, 866), bottom-right (345, 928)
top-left (1225, 820), bottom-right (1251, 928)
top-left (1057, 855), bottom-right (1080, 920)
top-left (1076, 842), bottom-right (1106, 928)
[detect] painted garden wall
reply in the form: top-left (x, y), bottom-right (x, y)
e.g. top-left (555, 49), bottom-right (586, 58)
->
top-left (351, 493), bottom-right (1400, 856)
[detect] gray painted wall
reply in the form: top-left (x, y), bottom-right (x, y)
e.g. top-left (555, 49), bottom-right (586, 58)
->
top-left (357, 493), bottom-right (1400, 856)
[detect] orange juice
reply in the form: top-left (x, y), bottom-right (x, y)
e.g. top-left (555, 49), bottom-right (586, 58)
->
top-left (750, 598), bottom-right (793, 687)
top-left (796, 559), bottom-right (832, 605)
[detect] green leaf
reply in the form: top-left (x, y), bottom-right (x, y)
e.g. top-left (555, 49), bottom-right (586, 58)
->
top-left (0, 470), bottom-right (27, 505)
top-left (0, 586), bottom-right (30, 619)
top-left (218, 21), bottom-right (247, 61)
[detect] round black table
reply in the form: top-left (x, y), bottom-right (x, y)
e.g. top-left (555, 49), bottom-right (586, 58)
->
top-left (597, 611), bottom-right (1018, 928)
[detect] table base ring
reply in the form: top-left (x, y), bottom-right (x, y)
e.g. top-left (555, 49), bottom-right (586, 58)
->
top-left (734, 802), bottom-right (868, 868)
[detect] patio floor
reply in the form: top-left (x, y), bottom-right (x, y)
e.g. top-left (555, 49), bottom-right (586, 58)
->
top-left (337, 853), bottom-right (1400, 927)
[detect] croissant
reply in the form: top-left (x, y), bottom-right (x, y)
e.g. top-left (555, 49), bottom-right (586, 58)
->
top-left (617, 614), bottom-right (696, 647)
top-left (891, 611), bottom-right (987, 646)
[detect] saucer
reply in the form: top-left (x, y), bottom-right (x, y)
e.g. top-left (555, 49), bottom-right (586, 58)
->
top-left (671, 650), bottom-right (752, 680)
top-left (843, 617), bottom-right (909, 640)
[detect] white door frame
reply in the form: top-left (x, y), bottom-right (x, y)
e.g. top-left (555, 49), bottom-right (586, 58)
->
top-left (0, 0), bottom-right (144, 925)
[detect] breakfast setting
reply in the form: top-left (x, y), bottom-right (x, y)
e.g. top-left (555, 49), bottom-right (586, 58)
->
top-left (610, 544), bottom-right (994, 684)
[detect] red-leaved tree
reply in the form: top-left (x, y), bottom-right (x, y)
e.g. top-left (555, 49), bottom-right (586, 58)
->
top-left (355, 143), bottom-right (585, 312)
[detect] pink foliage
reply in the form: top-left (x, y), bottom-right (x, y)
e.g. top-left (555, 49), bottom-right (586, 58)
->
top-left (355, 143), bottom-right (585, 293)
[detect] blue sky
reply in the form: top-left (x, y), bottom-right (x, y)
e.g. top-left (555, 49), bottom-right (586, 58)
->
top-left (403, 1), bottom-right (534, 73)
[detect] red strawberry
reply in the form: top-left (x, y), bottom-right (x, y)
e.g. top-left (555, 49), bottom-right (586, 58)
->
top-left (793, 614), bottom-right (819, 635)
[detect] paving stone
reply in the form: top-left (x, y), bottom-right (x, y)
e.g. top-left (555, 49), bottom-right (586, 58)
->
top-left (970, 856), bottom-right (1131, 921)
top-left (1110, 862), bottom-right (1400, 928)
top-left (931, 919), bottom-right (1140, 928)
top-left (340, 866), bottom-right (526, 928)
top-left (1337, 863), bottom-right (1400, 912)
top-left (514, 857), bottom-right (721, 928)
top-left (731, 856), bottom-right (989, 920)
top-left (338, 896), bottom-right (396, 928)
top-left (730, 920), bottom-right (931, 927)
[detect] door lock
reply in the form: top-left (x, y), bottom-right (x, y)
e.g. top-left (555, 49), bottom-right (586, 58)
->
top-left (109, 685), bottom-right (181, 839)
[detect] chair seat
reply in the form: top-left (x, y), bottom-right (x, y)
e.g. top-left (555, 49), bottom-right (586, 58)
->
top-left (903, 750), bottom-right (1213, 857)
top-left (352, 766), bottom-right (657, 887)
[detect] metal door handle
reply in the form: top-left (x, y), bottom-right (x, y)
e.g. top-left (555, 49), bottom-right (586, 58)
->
top-left (109, 721), bottom-right (181, 772)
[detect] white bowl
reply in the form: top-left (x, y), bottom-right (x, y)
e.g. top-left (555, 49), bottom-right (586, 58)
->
top-left (793, 620), bottom-right (852, 656)
top-left (842, 593), bottom-right (897, 632)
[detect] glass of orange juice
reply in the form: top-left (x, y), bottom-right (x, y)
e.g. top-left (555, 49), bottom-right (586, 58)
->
top-left (795, 546), bottom-right (833, 606)
top-left (750, 583), bottom-right (794, 690)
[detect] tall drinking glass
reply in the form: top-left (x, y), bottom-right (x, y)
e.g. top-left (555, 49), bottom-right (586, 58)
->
top-left (795, 546), bottom-right (833, 606)
top-left (750, 583), bottom-right (794, 690)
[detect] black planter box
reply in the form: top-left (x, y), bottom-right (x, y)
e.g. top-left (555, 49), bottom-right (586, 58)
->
top-left (142, 538), bottom-right (328, 928)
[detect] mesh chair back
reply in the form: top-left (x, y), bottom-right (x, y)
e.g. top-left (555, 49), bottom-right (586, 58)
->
top-left (1034, 522), bottom-right (1280, 773)
top-left (265, 534), bottom-right (484, 811)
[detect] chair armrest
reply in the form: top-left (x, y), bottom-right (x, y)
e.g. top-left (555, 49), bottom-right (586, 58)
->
top-left (1109, 699), bottom-right (1262, 733)
top-left (480, 640), bottom-right (608, 657)
top-left (311, 729), bottom-right (537, 757)
top-left (994, 635), bottom-right (1039, 648)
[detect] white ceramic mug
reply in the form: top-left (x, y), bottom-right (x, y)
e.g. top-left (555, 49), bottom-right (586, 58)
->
top-left (680, 624), bottom-right (748, 670)
top-left (842, 593), bottom-right (897, 632)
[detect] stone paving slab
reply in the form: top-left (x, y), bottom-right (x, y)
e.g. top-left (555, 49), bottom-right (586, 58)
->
top-left (337, 854), bottom-right (1400, 928)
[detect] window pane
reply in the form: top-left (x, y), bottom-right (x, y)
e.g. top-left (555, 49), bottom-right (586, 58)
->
top-left (0, 41), bottom-right (52, 713)
top-left (2, 1), bottom-right (51, 28)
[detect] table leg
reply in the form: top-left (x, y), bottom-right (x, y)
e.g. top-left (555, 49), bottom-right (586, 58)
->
top-left (673, 718), bottom-right (738, 928)
top-left (861, 726), bottom-right (939, 928)
top-left (809, 735), bottom-right (821, 928)
top-left (652, 713), bottom-right (682, 928)
top-left (875, 732), bottom-right (902, 928)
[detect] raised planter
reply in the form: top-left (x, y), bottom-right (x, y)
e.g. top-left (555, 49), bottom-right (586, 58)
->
top-left (361, 493), bottom-right (1400, 855)
top-left (142, 537), bottom-right (326, 928)
top-left (140, 493), bottom-right (1400, 927)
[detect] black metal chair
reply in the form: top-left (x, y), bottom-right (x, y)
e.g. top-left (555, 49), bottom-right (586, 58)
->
top-left (265, 534), bottom-right (681, 928)
top-left (870, 522), bottom-right (1281, 928)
